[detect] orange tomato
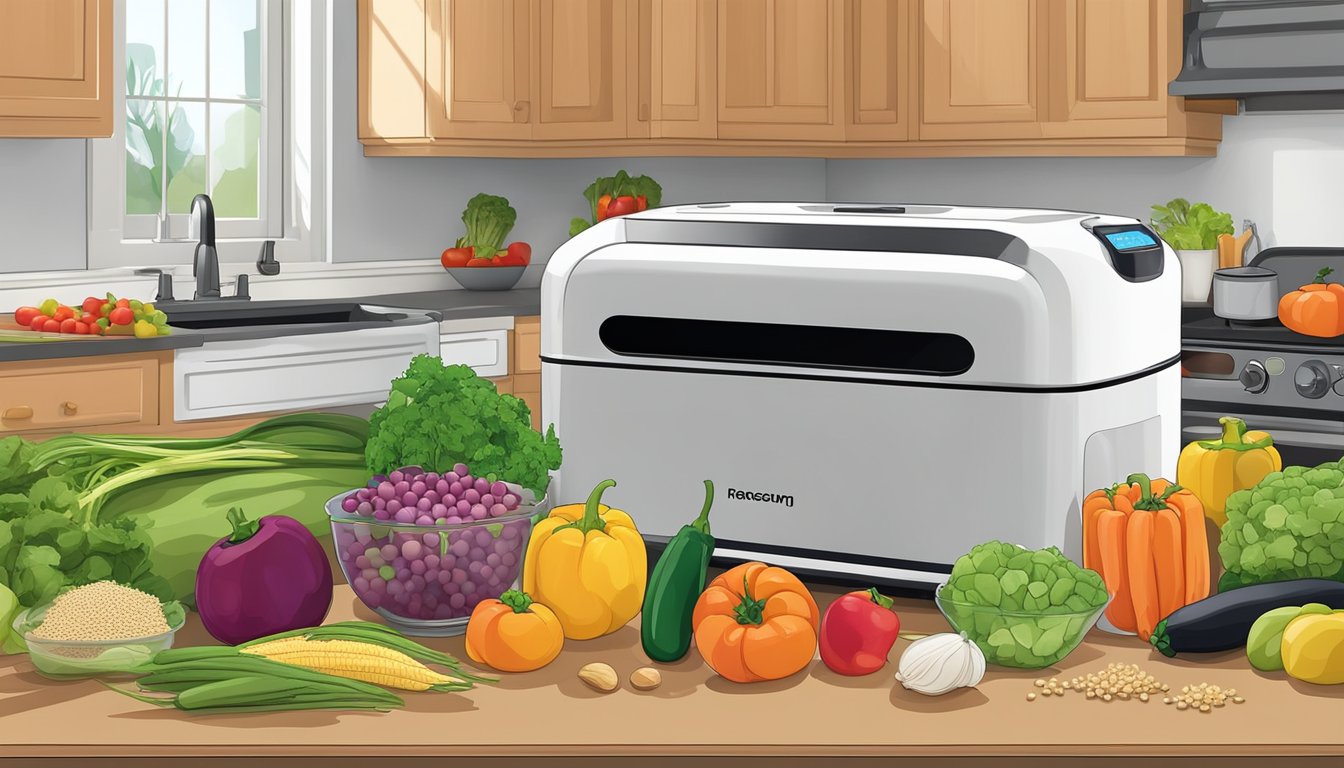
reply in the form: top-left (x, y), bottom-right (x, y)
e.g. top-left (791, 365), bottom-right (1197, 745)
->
top-left (691, 561), bottom-right (820, 683)
top-left (1279, 268), bottom-right (1344, 338)
top-left (464, 590), bottom-right (564, 673)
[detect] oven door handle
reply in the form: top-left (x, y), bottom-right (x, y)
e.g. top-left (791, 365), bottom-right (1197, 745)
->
top-left (1184, 427), bottom-right (1344, 451)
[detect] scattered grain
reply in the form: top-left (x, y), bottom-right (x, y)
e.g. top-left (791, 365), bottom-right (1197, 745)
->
top-left (1026, 692), bottom-right (1037, 701)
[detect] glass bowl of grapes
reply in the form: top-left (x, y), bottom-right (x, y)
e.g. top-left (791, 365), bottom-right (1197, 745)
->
top-left (326, 463), bottom-right (548, 636)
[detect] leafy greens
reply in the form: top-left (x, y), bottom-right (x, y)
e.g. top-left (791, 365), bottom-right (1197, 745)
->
top-left (1149, 198), bottom-right (1235, 251)
top-left (365, 355), bottom-right (562, 497)
top-left (456, 193), bottom-right (518, 261)
top-left (569, 170), bottom-right (663, 237)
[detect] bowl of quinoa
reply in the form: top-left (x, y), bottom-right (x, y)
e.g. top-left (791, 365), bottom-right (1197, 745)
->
top-left (13, 581), bottom-right (184, 678)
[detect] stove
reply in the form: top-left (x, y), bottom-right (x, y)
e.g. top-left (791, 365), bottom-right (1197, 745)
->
top-left (1182, 248), bottom-right (1344, 468)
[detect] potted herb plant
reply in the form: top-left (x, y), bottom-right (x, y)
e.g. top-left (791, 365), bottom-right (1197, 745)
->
top-left (1149, 198), bottom-right (1235, 303)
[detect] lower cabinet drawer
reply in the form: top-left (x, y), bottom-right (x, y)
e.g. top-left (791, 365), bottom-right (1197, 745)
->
top-left (0, 354), bottom-right (161, 434)
top-left (439, 329), bottom-right (509, 378)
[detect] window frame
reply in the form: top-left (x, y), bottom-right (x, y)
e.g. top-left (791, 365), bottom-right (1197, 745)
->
top-left (88, 0), bottom-right (325, 269)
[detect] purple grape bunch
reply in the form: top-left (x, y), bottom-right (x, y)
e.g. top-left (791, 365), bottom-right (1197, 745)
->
top-left (333, 463), bottom-right (530, 622)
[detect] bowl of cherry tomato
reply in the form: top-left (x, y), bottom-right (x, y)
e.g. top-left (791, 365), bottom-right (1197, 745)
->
top-left (440, 242), bottom-right (531, 291)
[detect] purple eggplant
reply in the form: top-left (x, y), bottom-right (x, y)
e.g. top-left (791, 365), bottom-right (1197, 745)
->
top-left (195, 507), bottom-right (333, 645)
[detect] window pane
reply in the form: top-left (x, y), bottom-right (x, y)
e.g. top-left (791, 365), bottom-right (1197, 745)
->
top-left (125, 99), bottom-right (164, 215)
top-left (211, 0), bottom-right (260, 100)
top-left (210, 104), bottom-right (260, 218)
top-left (165, 102), bottom-right (207, 213)
top-left (125, 0), bottom-right (163, 98)
top-left (167, 0), bottom-right (206, 98)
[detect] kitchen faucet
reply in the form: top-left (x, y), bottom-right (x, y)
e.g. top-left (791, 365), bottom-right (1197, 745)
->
top-left (191, 193), bottom-right (221, 300)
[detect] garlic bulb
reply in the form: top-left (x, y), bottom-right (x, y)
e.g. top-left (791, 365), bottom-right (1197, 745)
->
top-left (894, 632), bottom-right (985, 695)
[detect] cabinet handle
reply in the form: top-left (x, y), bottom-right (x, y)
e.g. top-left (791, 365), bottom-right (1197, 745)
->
top-left (513, 100), bottom-right (530, 122)
top-left (62, 401), bottom-right (78, 415)
top-left (2, 406), bottom-right (33, 420)
top-left (639, 103), bottom-right (650, 122)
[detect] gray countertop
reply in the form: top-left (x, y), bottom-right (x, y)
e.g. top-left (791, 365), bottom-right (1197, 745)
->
top-left (0, 289), bottom-right (540, 363)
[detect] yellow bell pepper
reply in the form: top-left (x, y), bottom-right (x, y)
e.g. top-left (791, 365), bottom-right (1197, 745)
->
top-left (1176, 416), bottom-right (1282, 527)
top-left (1282, 610), bottom-right (1344, 685)
top-left (522, 479), bottom-right (646, 640)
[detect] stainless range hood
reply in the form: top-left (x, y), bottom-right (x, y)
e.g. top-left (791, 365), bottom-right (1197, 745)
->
top-left (1170, 0), bottom-right (1344, 111)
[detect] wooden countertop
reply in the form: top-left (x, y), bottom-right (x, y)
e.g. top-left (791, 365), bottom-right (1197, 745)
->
top-left (2, 583), bottom-right (1341, 767)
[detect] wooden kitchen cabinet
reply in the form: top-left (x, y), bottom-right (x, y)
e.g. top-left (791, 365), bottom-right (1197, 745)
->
top-left (0, 0), bottom-right (112, 137)
top-left (425, 0), bottom-right (532, 141)
top-left (0, 352), bottom-right (162, 435)
top-left (918, 0), bottom-right (1045, 140)
top-left (716, 0), bottom-right (846, 141)
top-left (634, 0), bottom-right (718, 139)
top-left (846, 0), bottom-right (912, 141)
top-left (360, 0), bottom-right (1228, 157)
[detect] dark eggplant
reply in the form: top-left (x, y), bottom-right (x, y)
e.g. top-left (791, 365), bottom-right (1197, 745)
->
top-left (1150, 579), bottom-right (1344, 657)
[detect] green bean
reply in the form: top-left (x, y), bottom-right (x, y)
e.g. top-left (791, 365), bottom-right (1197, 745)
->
top-left (137, 656), bottom-right (397, 699)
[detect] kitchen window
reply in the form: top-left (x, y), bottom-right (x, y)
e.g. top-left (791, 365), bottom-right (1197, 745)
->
top-left (88, 0), bottom-right (325, 269)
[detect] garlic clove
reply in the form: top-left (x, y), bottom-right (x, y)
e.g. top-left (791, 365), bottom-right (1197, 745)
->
top-left (895, 632), bottom-right (985, 696)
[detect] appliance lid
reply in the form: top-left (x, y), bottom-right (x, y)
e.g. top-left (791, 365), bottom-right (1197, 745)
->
top-left (1214, 266), bottom-right (1277, 280)
top-left (1169, 1), bottom-right (1344, 111)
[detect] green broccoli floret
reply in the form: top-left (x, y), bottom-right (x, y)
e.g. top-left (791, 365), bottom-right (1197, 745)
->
top-left (457, 193), bottom-right (517, 260)
top-left (1219, 459), bottom-right (1344, 591)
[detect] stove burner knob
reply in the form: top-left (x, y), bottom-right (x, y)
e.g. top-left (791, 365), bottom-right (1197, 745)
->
top-left (1295, 360), bottom-right (1336, 399)
top-left (1239, 361), bottom-right (1269, 394)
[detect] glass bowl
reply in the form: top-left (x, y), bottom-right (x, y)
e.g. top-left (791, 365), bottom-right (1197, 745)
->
top-left (13, 601), bottom-right (184, 679)
top-left (935, 583), bottom-right (1109, 670)
top-left (326, 487), bottom-right (545, 636)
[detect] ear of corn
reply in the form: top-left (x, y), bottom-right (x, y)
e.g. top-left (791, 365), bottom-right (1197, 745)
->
top-left (237, 621), bottom-right (496, 684)
top-left (241, 638), bottom-right (467, 691)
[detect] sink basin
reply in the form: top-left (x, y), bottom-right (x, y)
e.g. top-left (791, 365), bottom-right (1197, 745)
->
top-left (161, 300), bottom-right (397, 330)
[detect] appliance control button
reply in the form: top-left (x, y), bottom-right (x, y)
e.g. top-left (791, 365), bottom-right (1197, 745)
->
top-left (1239, 360), bottom-right (1269, 394)
top-left (1295, 360), bottom-right (1335, 399)
top-left (1265, 357), bottom-right (1286, 376)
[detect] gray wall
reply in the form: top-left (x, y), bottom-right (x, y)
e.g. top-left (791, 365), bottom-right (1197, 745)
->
top-left (826, 112), bottom-right (1344, 250)
top-left (0, 139), bottom-right (87, 272)
top-left (327, 6), bottom-right (825, 286)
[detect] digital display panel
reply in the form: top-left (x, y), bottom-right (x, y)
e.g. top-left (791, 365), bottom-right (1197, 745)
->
top-left (1103, 230), bottom-right (1158, 251)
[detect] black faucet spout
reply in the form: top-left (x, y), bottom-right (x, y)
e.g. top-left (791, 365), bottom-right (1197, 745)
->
top-left (191, 193), bottom-right (220, 299)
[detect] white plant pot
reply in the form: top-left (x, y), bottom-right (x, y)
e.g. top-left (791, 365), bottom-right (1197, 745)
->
top-left (1176, 249), bottom-right (1217, 303)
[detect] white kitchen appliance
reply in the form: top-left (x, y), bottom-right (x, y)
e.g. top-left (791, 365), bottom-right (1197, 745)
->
top-left (541, 203), bottom-right (1182, 589)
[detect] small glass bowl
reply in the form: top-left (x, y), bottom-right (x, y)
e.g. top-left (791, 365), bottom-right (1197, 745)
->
top-left (13, 602), bottom-right (184, 679)
top-left (326, 487), bottom-right (546, 637)
top-left (935, 583), bottom-right (1109, 670)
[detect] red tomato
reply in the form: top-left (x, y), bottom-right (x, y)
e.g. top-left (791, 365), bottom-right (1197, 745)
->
top-left (29, 315), bottom-right (47, 332)
top-left (115, 298), bottom-right (131, 309)
top-left (507, 242), bottom-right (532, 264)
top-left (73, 322), bottom-right (90, 335)
top-left (606, 196), bottom-right (639, 218)
top-left (13, 306), bottom-right (39, 326)
top-left (89, 322), bottom-right (104, 336)
top-left (498, 253), bottom-right (527, 267)
top-left (59, 318), bottom-right (77, 334)
top-left (108, 306), bottom-right (135, 326)
top-left (465, 258), bottom-right (494, 268)
top-left (42, 318), bottom-right (61, 333)
top-left (636, 195), bottom-right (648, 212)
top-left (80, 313), bottom-right (98, 325)
top-left (818, 588), bottom-right (902, 676)
top-left (52, 306), bottom-right (75, 322)
top-left (82, 296), bottom-right (104, 315)
top-left (441, 246), bottom-right (473, 268)
top-left (491, 254), bottom-right (504, 265)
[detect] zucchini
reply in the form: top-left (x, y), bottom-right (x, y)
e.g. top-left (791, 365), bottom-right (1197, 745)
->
top-left (1150, 579), bottom-right (1344, 657)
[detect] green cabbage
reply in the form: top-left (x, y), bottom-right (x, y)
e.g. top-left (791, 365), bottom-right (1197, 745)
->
top-left (1218, 461), bottom-right (1344, 591)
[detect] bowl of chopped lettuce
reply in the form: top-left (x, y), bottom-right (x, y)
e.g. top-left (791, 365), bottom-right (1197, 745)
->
top-left (936, 541), bottom-right (1110, 669)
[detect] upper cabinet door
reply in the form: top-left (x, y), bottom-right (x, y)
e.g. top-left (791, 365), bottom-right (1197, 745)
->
top-left (919, 0), bottom-right (1045, 140)
top-left (533, 0), bottom-right (631, 140)
top-left (846, 0), bottom-right (911, 141)
top-left (1045, 0), bottom-right (1169, 134)
top-left (640, 0), bottom-right (717, 139)
top-left (426, 0), bottom-right (532, 140)
top-left (717, 0), bottom-right (846, 141)
top-left (0, 0), bottom-right (112, 137)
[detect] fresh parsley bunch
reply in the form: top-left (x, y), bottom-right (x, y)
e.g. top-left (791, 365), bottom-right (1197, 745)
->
top-left (365, 355), bottom-right (562, 497)
top-left (0, 439), bottom-right (171, 619)
top-left (1149, 198), bottom-right (1235, 251)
